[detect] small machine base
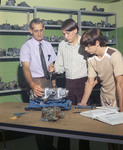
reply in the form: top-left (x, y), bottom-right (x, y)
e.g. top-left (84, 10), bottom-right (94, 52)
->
top-left (25, 98), bottom-right (71, 111)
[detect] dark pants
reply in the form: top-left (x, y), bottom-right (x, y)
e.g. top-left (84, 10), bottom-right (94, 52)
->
top-left (66, 77), bottom-right (87, 105)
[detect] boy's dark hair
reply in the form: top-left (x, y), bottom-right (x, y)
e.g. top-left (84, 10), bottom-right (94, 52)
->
top-left (80, 28), bottom-right (106, 47)
top-left (61, 19), bottom-right (79, 32)
top-left (30, 18), bottom-right (44, 29)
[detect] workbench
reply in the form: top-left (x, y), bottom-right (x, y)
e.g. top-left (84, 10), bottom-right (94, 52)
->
top-left (0, 102), bottom-right (123, 144)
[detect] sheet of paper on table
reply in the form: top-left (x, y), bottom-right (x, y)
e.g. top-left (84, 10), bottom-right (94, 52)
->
top-left (80, 106), bottom-right (123, 125)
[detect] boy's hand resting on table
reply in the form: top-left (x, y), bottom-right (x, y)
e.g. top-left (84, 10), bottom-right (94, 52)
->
top-left (77, 101), bottom-right (88, 106)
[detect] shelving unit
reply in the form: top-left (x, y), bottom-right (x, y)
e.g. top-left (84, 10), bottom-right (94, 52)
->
top-left (0, 6), bottom-right (34, 97)
top-left (77, 10), bottom-right (117, 48)
top-left (0, 30), bottom-right (30, 35)
top-left (34, 6), bottom-right (78, 19)
top-left (33, 7), bottom-right (117, 48)
top-left (0, 6), bottom-right (34, 36)
top-left (0, 56), bottom-right (19, 61)
top-left (0, 88), bottom-right (26, 95)
top-left (0, 5), bottom-right (34, 25)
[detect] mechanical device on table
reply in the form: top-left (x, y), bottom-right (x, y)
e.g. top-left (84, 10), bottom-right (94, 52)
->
top-left (25, 87), bottom-right (71, 111)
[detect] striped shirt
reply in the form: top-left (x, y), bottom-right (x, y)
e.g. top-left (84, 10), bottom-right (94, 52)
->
top-left (55, 35), bottom-right (87, 79)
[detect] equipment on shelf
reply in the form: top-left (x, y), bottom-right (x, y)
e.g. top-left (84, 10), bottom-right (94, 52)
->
top-left (5, 0), bottom-right (16, 6)
top-left (80, 8), bottom-right (86, 11)
top-left (17, 1), bottom-right (30, 7)
top-left (81, 20), bottom-right (116, 28)
top-left (41, 19), bottom-right (63, 25)
top-left (43, 36), bottom-right (49, 41)
top-left (0, 77), bottom-right (18, 90)
top-left (43, 35), bottom-right (64, 42)
top-left (59, 36), bottom-right (64, 42)
top-left (0, 22), bottom-right (29, 30)
top-left (0, 48), bottom-right (20, 57)
top-left (50, 35), bottom-right (59, 42)
top-left (92, 5), bottom-right (104, 12)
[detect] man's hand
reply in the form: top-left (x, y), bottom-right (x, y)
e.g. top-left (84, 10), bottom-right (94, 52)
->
top-left (48, 63), bottom-right (55, 73)
top-left (22, 62), bottom-right (44, 97)
top-left (31, 83), bottom-right (44, 97)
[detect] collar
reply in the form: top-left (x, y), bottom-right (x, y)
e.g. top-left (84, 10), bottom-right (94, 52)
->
top-left (31, 37), bottom-right (43, 46)
top-left (94, 47), bottom-right (108, 61)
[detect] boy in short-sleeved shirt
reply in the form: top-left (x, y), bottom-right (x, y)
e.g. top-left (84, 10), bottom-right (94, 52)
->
top-left (78, 28), bottom-right (123, 112)
top-left (88, 47), bottom-right (123, 106)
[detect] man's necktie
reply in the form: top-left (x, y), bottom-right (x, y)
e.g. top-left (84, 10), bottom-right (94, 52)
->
top-left (39, 43), bottom-right (50, 80)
